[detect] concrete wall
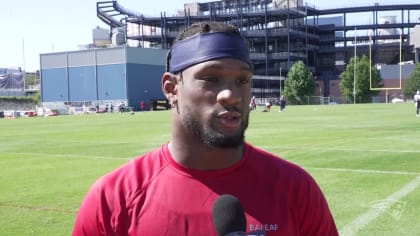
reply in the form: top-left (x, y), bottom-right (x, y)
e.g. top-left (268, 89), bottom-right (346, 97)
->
top-left (125, 47), bottom-right (167, 110)
top-left (97, 64), bottom-right (127, 100)
top-left (40, 68), bottom-right (68, 102)
top-left (379, 64), bottom-right (415, 80)
top-left (68, 66), bottom-right (97, 101)
top-left (126, 63), bottom-right (165, 110)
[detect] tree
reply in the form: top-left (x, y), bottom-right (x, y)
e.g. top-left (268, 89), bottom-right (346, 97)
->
top-left (340, 55), bottom-right (382, 103)
top-left (403, 63), bottom-right (420, 98)
top-left (33, 91), bottom-right (41, 105)
top-left (283, 61), bottom-right (315, 104)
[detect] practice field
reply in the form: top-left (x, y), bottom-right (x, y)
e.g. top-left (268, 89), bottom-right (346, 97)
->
top-left (1, 103), bottom-right (419, 235)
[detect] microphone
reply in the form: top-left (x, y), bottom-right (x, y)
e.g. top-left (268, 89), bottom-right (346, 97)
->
top-left (212, 194), bottom-right (266, 236)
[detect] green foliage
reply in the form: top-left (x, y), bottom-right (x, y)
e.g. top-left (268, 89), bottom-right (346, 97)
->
top-left (403, 63), bottom-right (420, 97)
top-left (0, 95), bottom-right (39, 108)
top-left (0, 96), bottom-right (35, 103)
top-left (24, 73), bottom-right (40, 89)
top-left (283, 61), bottom-right (315, 104)
top-left (340, 55), bottom-right (382, 103)
top-left (33, 91), bottom-right (41, 105)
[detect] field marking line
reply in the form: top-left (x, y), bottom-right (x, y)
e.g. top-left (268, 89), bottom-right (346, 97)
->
top-left (0, 202), bottom-right (77, 214)
top-left (261, 145), bottom-right (420, 154)
top-left (306, 167), bottom-right (420, 176)
top-left (339, 175), bottom-right (420, 236)
top-left (1, 151), bottom-right (132, 160)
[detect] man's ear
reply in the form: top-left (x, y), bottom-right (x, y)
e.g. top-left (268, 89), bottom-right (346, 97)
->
top-left (162, 72), bottom-right (178, 104)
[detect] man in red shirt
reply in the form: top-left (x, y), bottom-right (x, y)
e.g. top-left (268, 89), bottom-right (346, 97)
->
top-left (140, 100), bottom-right (146, 111)
top-left (73, 21), bottom-right (338, 236)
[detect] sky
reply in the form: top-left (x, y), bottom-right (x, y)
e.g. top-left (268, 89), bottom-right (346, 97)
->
top-left (1, 0), bottom-right (419, 72)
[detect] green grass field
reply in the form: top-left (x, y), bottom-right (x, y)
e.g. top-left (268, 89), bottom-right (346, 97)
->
top-left (1, 103), bottom-right (419, 235)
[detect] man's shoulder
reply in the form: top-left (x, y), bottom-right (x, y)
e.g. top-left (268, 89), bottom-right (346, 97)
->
top-left (245, 143), bottom-right (310, 179)
top-left (95, 145), bottom-right (170, 192)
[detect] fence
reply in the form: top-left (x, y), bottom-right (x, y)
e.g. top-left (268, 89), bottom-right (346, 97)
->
top-left (0, 89), bottom-right (25, 97)
top-left (304, 96), bottom-right (334, 105)
top-left (305, 94), bottom-right (411, 105)
top-left (0, 99), bottom-right (36, 111)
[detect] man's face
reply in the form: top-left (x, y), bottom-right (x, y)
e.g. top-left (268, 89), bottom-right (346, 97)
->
top-left (175, 58), bottom-right (252, 149)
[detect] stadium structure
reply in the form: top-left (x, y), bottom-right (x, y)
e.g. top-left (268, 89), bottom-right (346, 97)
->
top-left (0, 67), bottom-right (25, 96)
top-left (40, 0), bottom-right (420, 110)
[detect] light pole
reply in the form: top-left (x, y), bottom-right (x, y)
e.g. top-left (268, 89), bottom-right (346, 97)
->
top-left (353, 27), bottom-right (357, 104)
top-left (279, 67), bottom-right (282, 97)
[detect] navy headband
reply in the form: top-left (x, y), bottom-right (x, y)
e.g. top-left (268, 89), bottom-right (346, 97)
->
top-left (169, 32), bottom-right (251, 73)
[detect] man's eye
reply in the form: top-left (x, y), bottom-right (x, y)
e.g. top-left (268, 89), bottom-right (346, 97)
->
top-left (201, 77), bottom-right (219, 82)
top-left (237, 78), bottom-right (250, 85)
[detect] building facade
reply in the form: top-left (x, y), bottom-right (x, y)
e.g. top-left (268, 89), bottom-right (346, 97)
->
top-left (40, 46), bottom-right (167, 111)
top-left (97, 0), bottom-right (420, 100)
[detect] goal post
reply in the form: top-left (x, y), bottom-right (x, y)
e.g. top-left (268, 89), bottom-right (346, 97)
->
top-left (369, 35), bottom-right (402, 91)
top-left (369, 35), bottom-right (403, 103)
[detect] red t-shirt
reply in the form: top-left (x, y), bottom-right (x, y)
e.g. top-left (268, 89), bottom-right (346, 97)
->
top-left (73, 143), bottom-right (338, 236)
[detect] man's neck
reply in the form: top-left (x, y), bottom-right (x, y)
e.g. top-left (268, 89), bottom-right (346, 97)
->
top-left (167, 140), bottom-right (245, 170)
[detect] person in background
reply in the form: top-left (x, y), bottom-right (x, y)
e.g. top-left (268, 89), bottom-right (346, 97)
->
top-left (279, 95), bottom-right (286, 112)
top-left (249, 95), bottom-right (257, 111)
top-left (109, 102), bottom-right (114, 113)
top-left (118, 101), bottom-right (124, 114)
top-left (264, 100), bottom-right (272, 112)
top-left (72, 21), bottom-right (338, 236)
top-left (140, 100), bottom-right (146, 111)
top-left (414, 90), bottom-right (420, 117)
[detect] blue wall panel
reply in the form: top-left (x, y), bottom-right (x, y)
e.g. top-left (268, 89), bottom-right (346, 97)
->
top-left (97, 64), bottom-right (126, 100)
top-left (126, 63), bottom-right (166, 110)
top-left (41, 68), bottom-right (68, 102)
top-left (68, 66), bottom-right (97, 101)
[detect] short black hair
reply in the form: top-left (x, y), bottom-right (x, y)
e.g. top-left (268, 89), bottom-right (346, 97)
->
top-left (166, 21), bottom-right (243, 72)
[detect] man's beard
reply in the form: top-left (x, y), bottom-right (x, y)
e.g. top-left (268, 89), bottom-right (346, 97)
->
top-left (182, 106), bottom-right (248, 149)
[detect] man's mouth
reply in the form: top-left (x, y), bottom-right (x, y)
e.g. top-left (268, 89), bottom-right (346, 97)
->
top-left (217, 111), bottom-right (241, 129)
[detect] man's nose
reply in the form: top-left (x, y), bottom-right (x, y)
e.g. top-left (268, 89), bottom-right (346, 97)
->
top-left (217, 86), bottom-right (241, 106)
